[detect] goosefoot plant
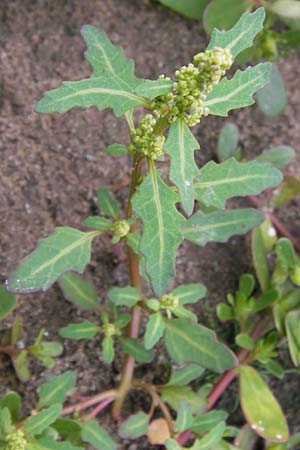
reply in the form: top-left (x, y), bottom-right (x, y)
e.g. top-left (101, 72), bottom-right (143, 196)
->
top-left (3, 7), bottom-right (296, 450)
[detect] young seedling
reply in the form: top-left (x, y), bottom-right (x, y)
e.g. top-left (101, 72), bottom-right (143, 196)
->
top-left (2, 7), bottom-right (297, 450)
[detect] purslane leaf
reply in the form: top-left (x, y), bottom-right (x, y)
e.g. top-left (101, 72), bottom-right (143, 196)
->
top-left (176, 400), bottom-right (193, 432)
top-left (132, 167), bottom-right (185, 296)
top-left (167, 364), bottom-right (204, 386)
top-left (165, 118), bottom-right (200, 215)
top-left (193, 159), bottom-right (282, 209)
top-left (190, 421), bottom-right (226, 450)
top-left (204, 63), bottom-right (272, 116)
top-left (81, 420), bottom-right (117, 450)
top-left (160, 385), bottom-right (207, 414)
top-left (239, 365), bottom-right (289, 442)
top-left (118, 412), bottom-right (149, 439)
top-left (181, 209), bottom-right (263, 246)
top-left (7, 228), bottom-right (99, 293)
top-left (256, 146), bottom-right (295, 169)
top-left (144, 312), bottom-right (166, 349)
top-left (108, 286), bottom-right (140, 307)
top-left (121, 338), bottom-right (154, 363)
top-left (97, 188), bottom-right (119, 219)
top-left (164, 319), bottom-right (237, 372)
top-left (171, 283), bottom-right (207, 305)
top-left (208, 7), bottom-right (266, 58)
top-left (84, 216), bottom-right (112, 231)
top-left (38, 371), bottom-right (76, 407)
top-left (191, 410), bottom-right (228, 434)
top-left (58, 272), bottom-right (99, 310)
top-left (24, 404), bottom-right (62, 436)
top-left (59, 320), bottom-right (101, 340)
top-left (285, 310), bottom-right (300, 366)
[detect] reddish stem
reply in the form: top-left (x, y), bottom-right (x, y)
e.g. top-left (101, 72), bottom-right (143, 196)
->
top-left (87, 397), bottom-right (114, 419)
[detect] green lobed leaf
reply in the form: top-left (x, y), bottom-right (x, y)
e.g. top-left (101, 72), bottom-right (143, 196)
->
top-left (0, 391), bottom-right (21, 423)
top-left (190, 421), bottom-right (226, 450)
top-left (59, 320), bottom-right (101, 340)
top-left (101, 336), bottom-right (115, 364)
top-left (252, 227), bottom-right (269, 292)
top-left (165, 118), bottom-right (200, 215)
top-left (144, 312), bottom-right (166, 349)
top-left (118, 411), bottom-right (149, 439)
top-left (172, 283), bottom-right (206, 305)
top-left (24, 404), bottom-right (62, 436)
top-left (167, 364), bottom-right (204, 386)
top-left (0, 285), bottom-right (16, 320)
top-left (135, 78), bottom-right (173, 98)
top-left (35, 75), bottom-right (148, 117)
top-left (239, 365), bottom-right (289, 442)
top-left (121, 338), bottom-right (154, 363)
top-left (217, 123), bottom-right (239, 162)
top-left (207, 7), bottom-right (266, 58)
top-left (96, 188), bottom-right (119, 219)
top-left (193, 158), bottom-right (282, 209)
top-left (58, 272), bottom-right (99, 310)
top-left (164, 319), bottom-right (237, 372)
top-left (256, 146), bottom-right (295, 169)
top-left (191, 410), bottom-right (228, 434)
top-left (38, 371), bottom-right (76, 407)
top-left (285, 310), bottom-right (300, 366)
top-left (181, 209), bottom-right (263, 247)
top-left (132, 167), bottom-right (185, 296)
top-left (176, 400), bottom-right (193, 432)
top-left (105, 143), bottom-right (128, 155)
top-left (81, 419), bottom-right (116, 450)
top-left (256, 64), bottom-right (286, 117)
top-left (7, 227), bottom-right (99, 294)
top-left (204, 63), bottom-right (272, 117)
top-left (160, 385), bottom-right (206, 414)
top-left (203, 0), bottom-right (249, 35)
top-left (84, 216), bottom-right (112, 231)
top-left (108, 286), bottom-right (140, 307)
top-left (158, 0), bottom-right (208, 19)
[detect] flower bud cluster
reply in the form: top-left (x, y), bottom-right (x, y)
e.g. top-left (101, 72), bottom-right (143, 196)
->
top-left (128, 114), bottom-right (165, 160)
top-left (159, 294), bottom-right (179, 311)
top-left (4, 430), bottom-right (27, 450)
top-left (102, 323), bottom-right (119, 337)
top-left (113, 220), bottom-right (130, 239)
top-left (153, 47), bottom-right (233, 127)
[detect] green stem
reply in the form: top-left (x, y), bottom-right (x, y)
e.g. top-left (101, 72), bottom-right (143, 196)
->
top-left (112, 155), bottom-right (144, 419)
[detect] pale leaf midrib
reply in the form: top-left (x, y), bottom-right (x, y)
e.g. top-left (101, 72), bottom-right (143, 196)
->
top-left (194, 173), bottom-right (273, 188)
top-left (204, 78), bottom-right (254, 107)
top-left (62, 276), bottom-right (96, 307)
top-left (183, 219), bottom-right (245, 234)
top-left (30, 231), bottom-right (98, 278)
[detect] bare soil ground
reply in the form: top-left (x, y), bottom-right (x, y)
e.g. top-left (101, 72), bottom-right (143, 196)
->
top-left (0, 1), bottom-right (300, 448)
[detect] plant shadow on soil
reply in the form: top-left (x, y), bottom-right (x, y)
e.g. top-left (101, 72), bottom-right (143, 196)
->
top-left (0, 0), bottom-right (300, 448)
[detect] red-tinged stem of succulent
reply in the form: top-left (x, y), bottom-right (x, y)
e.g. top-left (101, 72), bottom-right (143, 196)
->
top-left (248, 196), bottom-right (299, 251)
top-left (86, 397), bottom-right (114, 419)
top-left (112, 155), bottom-right (144, 419)
top-left (175, 318), bottom-right (269, 447)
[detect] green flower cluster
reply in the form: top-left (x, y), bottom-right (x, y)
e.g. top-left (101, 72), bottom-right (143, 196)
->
top-left (113, 220), bottom-right (130, 239)
top-left (128, 114), bottom-right (165, 160)
top-left (102, 323), bottom-right (120, 338)
top-left (153, 46), bottom-right (233, 126)
top-left (159, 294), bottom-right (179, 318)
top-left (4, 430), bottom-right (27, 450)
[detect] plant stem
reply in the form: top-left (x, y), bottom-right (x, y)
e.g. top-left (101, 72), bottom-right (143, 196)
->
top-left (112, 155), bottom-right (144, 419)
top-left (61, 389), bottom-right (118, 416)
top-left (86, 397), bottom-right (114, 419)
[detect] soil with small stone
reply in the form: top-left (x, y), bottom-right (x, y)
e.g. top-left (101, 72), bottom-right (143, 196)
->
top-left (0, 1), bottom-right (300, 449)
